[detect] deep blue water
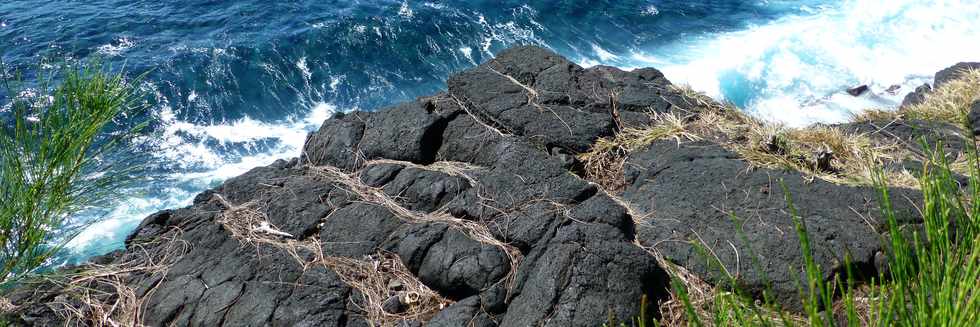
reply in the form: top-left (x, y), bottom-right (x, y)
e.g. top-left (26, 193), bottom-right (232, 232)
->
top-left (1, 0), bottom-right (979, 265)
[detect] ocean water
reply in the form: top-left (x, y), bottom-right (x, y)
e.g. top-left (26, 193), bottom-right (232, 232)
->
top-left (1, 0), bottom-right (978, 265)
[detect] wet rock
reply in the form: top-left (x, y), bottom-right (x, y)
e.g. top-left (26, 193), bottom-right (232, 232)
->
top-left (847, 84), bottom-right (869, 96)
top-left (885, 84), bottom-right (901, 95)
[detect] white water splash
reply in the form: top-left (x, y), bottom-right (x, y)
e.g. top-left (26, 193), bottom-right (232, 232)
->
top-left (64, 102), bottom-right (336, 259)
top-left (628, 0), bottom-right (980, 127)
top-left (96, 37), bottom-right (135, 56)
top-left (398, 1), bottom-right (414, 19)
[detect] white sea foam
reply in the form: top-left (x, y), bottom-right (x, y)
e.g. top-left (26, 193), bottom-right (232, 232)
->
top-left (592, 43), bottom-right (619, 62)
top-left (642, 5), bottom-right (660, 16)
top-left (459, 47), bottom-right (475, 64)
top-left (398, 1), bottom-right (414, 19)
top-left (626, 0), bottom-right (980, 127)
top-left (475, 13), bottom-right (542, 57)
top-left (63, 102), bottom-right (336, 260)
top-left (96, 37), bottom-right (135, 56)
top-left (297, 56), bottom-right (312, 81)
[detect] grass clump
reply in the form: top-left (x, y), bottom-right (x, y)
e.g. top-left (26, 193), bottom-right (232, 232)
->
top-left (731, 124), bottom-right (910, 187)
top-left (579, 86), bottom-right (912, 190)
top-left (41, 232), bottom-right (187, 326)
top-left (853, 68), bottom-right (980, 124)
top-left (656, 141), bottom-right (980, 327)
top-left (899, 69), bottom-right (980, 123)
top-left (0, 63), bottom-right (146, 286)
top-left (579, 111), bottom-right (702, 191)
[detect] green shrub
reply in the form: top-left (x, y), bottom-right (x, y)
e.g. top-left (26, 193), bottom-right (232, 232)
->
top-left (0, 63), bottom-right (146, 286)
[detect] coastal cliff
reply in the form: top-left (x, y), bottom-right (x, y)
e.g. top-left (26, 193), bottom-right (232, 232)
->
top-left (4, 46), bottom-right (973, 326)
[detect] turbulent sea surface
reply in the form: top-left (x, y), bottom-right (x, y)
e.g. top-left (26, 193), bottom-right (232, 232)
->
top-left (1, 0), bottom-right (979, 265)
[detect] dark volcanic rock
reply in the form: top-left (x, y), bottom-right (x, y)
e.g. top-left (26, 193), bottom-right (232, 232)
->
top-left (934, 62), bottom-right (980, 89)
top-left (969, 100), bottom-right (980, 136)
top-left (847, 84), bottom-right (869, 96)
top-left (447, 46), bottom-right (696, 153)
top-left (900, 83), bottom-right (932, 109)
top-left (837, 119), bottom-right (967, 157)
top-left (380, 166), bottom-right (471, 213)
top-left (385, 222), bottom-right (511, 300)
top-left (623, 140), bottom-right (921, 309)
top-left (301, 113), bottom-right (366, 170)
top-left (4, 46), bottom-right (680, 327)
top-left (900, 62), bottom-right (980, 109)
top-left (426, 296), bottom-right (497, 327)
top-left (501, 221), bottom-right (667, 327)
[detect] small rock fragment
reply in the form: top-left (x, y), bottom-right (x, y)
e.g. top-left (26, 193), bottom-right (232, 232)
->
top-left (814, 149), bottom-right (835, 173)
top-left (900, 83), bottom-right (932, 109)
top-left (847, 84), bottom-right (869, 96)
top-left (387, 279), bottom-right (404, 292)
top-left (382, 295), bottom-right (406, 314)
top-left (885, 84), bottom-right (901, 95)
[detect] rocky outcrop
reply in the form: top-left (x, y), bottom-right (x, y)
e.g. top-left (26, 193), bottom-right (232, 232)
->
top-left (934, 62), bottom-right (980, 89)
top-left (900, 83), bottom-right (932, 109)
top-left (623, 139), bottom-right (921, 308)
top-left (900, 62), bottom-right (980, 109)
top-left (4, 46), bottom-right (941, 325)
top-left (6, 46), bottom-right (687, 327)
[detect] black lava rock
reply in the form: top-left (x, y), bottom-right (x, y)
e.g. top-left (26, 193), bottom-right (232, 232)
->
top-left (847, 84), bottom-right (869, 96)
top-left (969, 100), bottom-right (980, 136)
top-left (900, 83), bottom-right (932, 109)
top-left (934, 62), bottom-right (980, 89)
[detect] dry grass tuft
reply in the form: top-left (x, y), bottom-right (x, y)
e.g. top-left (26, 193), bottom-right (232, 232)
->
top-left (364, 159), bottom-right (483, 184)
top-left (851, 108), bottom-right (902, 123)
top-left (316, 250), bottom-right (451, 325)
top-left (215, 196), bottom-right (294, 245)
top-left (635, 243), bottom-right (806, 327)
top-left (901, 69), bottom-right (980, 124)
top-left (732, 125), bottom-right (911, 187)
top-left (579, 111), bottom-right (703, 192)
top-left (579, 85), bottom-right (915, 189)
top-left (852, 69), bottom-right (980, 125)
top-left (9, 231), bottom-right (189, 327)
